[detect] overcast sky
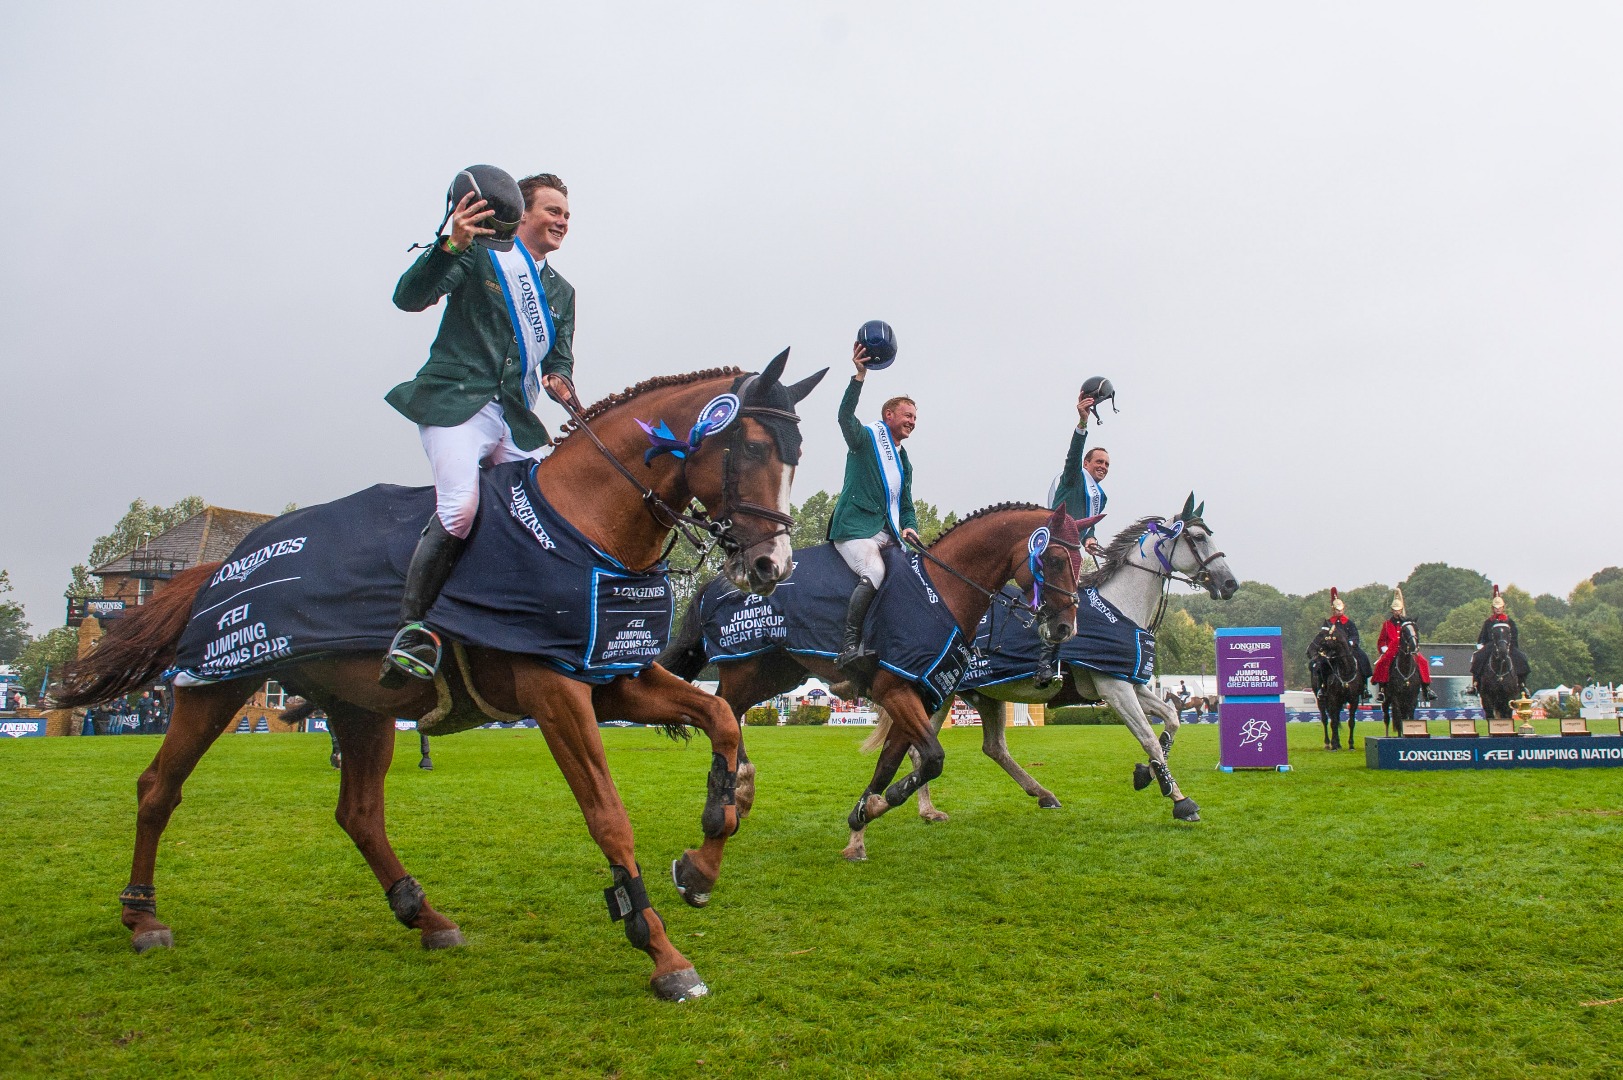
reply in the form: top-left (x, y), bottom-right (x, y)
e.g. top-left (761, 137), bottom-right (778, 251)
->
top-left (3, 2), bottom-right (1620, 629)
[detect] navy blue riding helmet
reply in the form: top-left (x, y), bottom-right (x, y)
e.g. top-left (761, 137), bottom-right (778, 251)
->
top-left (856, 320), bottom-right (897, 370)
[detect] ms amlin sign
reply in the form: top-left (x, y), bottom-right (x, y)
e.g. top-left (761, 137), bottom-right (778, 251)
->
top-left (1216, 627), bottom-right (1290, 772)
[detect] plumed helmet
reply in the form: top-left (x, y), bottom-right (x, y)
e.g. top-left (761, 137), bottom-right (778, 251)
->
top-left (1491, 584), bottom-right (1504, 612)
top-left (1080, 376), bottom-right (1118, 422)
top-left (856, 320), bottom-right (897, 370)
top-left (1391, 587), bottom-right (1406, 614)
top-left (441, 164), bottom-right (525, 251)
top-left (1330, 586), bottom-right (1344, 613)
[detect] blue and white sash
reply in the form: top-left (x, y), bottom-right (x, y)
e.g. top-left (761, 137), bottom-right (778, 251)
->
top-left (867, 420), bottom-right (905, 537)
top-left (1081, 472), bottom-right (1105, 518)
top-left (488, 245), bottom-right (555, 409)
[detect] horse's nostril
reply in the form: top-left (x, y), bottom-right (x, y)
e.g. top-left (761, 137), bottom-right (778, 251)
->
top-left (753, 554), bottom-right (777, 578)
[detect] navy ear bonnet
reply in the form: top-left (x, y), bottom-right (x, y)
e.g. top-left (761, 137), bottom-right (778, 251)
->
top-left (729, 350), bottom-right (828, 467)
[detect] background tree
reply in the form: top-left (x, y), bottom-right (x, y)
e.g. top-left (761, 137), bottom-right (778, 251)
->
top-left (1397, 562), bottom-right (1493, 636)
top-left (0, 570), bottom-right (30, 665)
top-left (1154, 609), bottom-right (1216, 679)
top-left (14, 626), bottom-right (78, 699)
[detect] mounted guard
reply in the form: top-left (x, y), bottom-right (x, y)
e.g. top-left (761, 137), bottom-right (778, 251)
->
top-left (1308, 588), bottom-right (1371, 749)
top-left (381, 167), bottom-right (580, 687)
top-left (1371, 588), bottom-right (1432, 698)
top-left (1471, 585), bottom-right (1530, 697)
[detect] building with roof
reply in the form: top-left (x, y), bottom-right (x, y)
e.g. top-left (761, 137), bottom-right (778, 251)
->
top-left (85, 506), bottom-right (273, 612)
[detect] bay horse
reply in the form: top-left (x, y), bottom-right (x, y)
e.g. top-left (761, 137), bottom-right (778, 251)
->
top-left (1310, 621), bottom-right (1367, 750)
top-left (55, 355), bottom-right (825, 1002)
top-left (1477, 622), bottom-right (1521, 720)
top-left (1380, 620), bottom-right (1426, 736)
top-left (909, 502), bottom-right (1237, 825)
top-left (659, 503), bottom-right (1084, 865)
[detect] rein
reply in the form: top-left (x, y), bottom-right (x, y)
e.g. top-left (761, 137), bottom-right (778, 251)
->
top-left (551, 389), bottom-right (795, 571)
top-left (904, 531), bottom-right (1078, 631)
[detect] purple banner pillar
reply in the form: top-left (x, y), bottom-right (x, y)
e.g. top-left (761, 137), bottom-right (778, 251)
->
top-left (1216, 626), bottom-right (1289, 770)
top-left (1218, 700), bottom-right (1290, 769)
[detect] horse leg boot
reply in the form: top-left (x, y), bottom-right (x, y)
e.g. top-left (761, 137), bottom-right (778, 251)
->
top-left (836, 576), bottom-right (879, 674)
top-left (592, 667), bottom-right (740, 910)
top-left (123, 681), bottom-right (254, 953)
top-left (379, 517), bottom-right (466, 688)
top-left (1097, 678), bottom-right (1199, 822)
top-left (517, 664), bottom-right (705, 1001)
top-left (330, 709), bottom-right (462, 948)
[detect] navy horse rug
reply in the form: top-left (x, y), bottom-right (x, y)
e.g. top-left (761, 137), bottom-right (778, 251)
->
top-left (697, 543), bottom-right (971, 713)
top-left (172, 460), bottom-right (672, 686)
top-left (961, 585), bottom-right (1156, 690)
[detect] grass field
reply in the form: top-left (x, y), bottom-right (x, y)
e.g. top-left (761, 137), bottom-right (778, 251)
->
top-left (3, 721), bottom-right (1622, 1078)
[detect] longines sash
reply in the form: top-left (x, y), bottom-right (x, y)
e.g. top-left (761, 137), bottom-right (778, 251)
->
top-left (867, 420), bottom-right (905, 537)
top-left (1081, 472), bottom-right (1104, 518)
top-left (488, 245), bottom-right (555, 408)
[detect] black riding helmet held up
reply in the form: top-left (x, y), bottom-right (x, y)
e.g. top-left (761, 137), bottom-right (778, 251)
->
top-left (1080, 376), bottom-right (1117, 422)
top-left (436, 164), bottom-right (525, 251)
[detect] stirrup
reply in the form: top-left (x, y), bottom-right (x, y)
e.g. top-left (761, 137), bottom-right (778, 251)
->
top-left (382, 622), bottom-right (442, 685)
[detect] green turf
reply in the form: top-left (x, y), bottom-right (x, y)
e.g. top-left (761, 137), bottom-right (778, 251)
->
top-left (3, 722), bottom-right (1621, 1078)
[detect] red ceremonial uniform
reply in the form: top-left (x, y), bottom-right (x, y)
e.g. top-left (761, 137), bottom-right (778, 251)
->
top-left (1371, 617), bottom-right (1430, 684)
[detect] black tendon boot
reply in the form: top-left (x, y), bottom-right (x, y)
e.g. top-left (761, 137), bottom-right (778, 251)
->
top-left (836, 576), bottom-right (880, 674)
top-left (379, 517), bottom-right (467, 688)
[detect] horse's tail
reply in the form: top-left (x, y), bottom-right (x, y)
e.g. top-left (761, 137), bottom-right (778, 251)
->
top-left (860, 708), bottom-right (893, 753)
top-left (53, 563), bottom-right (216, 708)
top-left (657, 586), bottom-right (711, 682)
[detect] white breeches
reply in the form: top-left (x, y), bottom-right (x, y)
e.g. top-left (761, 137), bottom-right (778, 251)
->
top-left (834, 531), bottom-right (895, 587)
top-left (419, 402), bottom-right (543, 538)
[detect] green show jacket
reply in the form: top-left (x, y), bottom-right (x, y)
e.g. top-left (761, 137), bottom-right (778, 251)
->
top-left (384, 242), bottom-right (576, 452)
top-left (828, 376), bottom-right (918, 542)
top-left (1050, 424), bottom-right (1106, 542)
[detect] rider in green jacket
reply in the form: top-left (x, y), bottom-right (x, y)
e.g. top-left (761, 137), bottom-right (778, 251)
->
top-left (379, 170), bottom-right (580, 687)
top-left (829, 344), bottom-right (920, 672)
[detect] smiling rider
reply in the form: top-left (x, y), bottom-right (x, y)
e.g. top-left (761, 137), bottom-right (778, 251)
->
top-left (379, 168), bottom-right (579, 688)
top-left (829, 341), bottom-right (920, 674)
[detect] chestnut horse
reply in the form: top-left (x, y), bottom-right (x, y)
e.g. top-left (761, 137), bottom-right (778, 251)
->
top-left (660, 503), bottom-right (1086, 866)
top-left (56, 356), bottom-right (825, 1002)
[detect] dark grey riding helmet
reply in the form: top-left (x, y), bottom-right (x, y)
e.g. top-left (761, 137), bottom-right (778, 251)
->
top-left (438, 164), bottom-right (524, 251)
top-left (1080, 375), bottom-right (1117, 421)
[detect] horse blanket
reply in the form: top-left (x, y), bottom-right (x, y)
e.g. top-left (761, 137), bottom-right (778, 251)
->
top-left (172, 460), bottom-right (672, 686)
top-left (698, 543), bottom-right (971, 713)
top-left (960, 585), bottom-right (1157, 690)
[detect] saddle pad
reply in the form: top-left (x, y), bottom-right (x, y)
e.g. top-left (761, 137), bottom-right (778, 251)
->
top-left (699, 543), bottom-right (971, 713)
top-left (172, 460), bottom-right (672, 685)
top-left (961, 585), bottom-right (1156, 690)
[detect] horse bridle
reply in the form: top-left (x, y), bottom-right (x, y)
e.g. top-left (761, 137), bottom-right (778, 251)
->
top-left (1315, 632), bottom-right (1360, 688)
top-left (552, 389), bottom-right (795, 567)
top-left (1120, 521), bottom-right (1226, 630)
top-left (905, 529), bottom-right (1081, 631)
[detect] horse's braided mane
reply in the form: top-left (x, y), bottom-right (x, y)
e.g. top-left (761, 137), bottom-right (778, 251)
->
top-left (929, 502), bottom-right (1045, 547)
top-left (550, 367), bottom-right (744, 448)
top-left (1078, 515), bottom-right (1166, 590)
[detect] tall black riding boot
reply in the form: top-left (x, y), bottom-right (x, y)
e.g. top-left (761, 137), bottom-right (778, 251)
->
top-left (379, 517), bottom-right (468, 688)
top-left (1034, 641), bottom-right (1062, 689)
top-left (836, 576), bottom-right (880, 673)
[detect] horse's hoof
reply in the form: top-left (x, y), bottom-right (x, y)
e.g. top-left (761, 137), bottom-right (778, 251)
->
top-left (671, 855), bottom-right (715, 909)
top-left (651, 967), bottom-right (709, 1003)
top-left (132, 928), bottom-right (173, 954)
top-left (418, 758), bottom-right (433, 771)
top-left (841, 845), bottom-right (867, 862)
top-left (919, 809), bottom-right (950, 823)
top-left (1037, 795), bottom-right (1063, 809)
top-left (1172, 797), bottom-right (1201, 823)
top-left (421, 927), bottom-right (464, 950)
top-left (329, 753), bottom-right (342, 770)
top-left (1132, 763), bottom-right (1153, 791)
